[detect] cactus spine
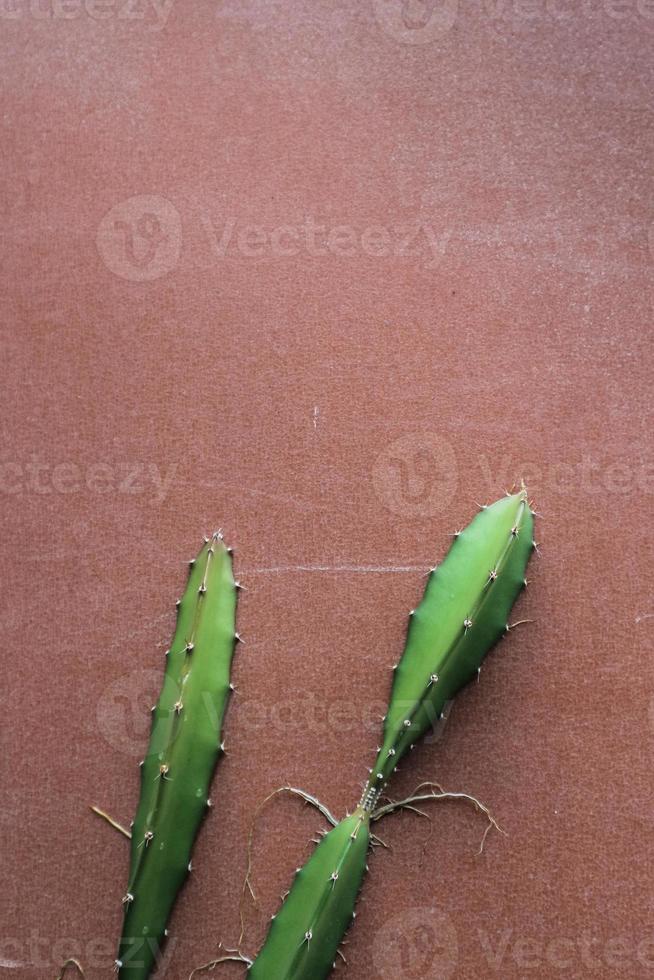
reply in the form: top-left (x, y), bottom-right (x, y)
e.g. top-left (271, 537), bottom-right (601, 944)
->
top-left (117, 532), bottom-right (238, 979)
top-left (249, 489), bottom-right (535, 979)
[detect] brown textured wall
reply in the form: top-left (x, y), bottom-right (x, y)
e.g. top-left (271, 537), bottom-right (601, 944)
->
top-left (2, 2), bottom-right (653, 978)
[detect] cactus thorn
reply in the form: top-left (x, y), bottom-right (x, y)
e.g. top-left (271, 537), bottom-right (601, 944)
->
top-left (463, 618), bottom-right (473, 631)
top-left (235, 632), bottom-right (244, 643)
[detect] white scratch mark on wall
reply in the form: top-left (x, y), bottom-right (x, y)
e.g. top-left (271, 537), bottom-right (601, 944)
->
top-left (241, 564), bottom-right (430, 575)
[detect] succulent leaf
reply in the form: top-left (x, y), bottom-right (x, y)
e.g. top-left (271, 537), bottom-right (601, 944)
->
top-left (248, 810), bottom-right (370, 980)
top-left (361, 489), bottom-right (534, 808)
top-left (117, 533), bottom-right (238, 979)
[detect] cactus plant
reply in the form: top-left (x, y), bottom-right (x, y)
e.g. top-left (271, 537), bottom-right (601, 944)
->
top-left (248, 488), bottom-right (535, 979)
top-left (117, 532), bottom-right (239, 979)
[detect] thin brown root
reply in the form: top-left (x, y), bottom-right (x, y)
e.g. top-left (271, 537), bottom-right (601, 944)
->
top-left (239, 786), bottom-right (338, 947)
top-left (189, 947), bottom-right (252, 979)
top-left (371, 781), bottom-right (505, 855)
top-left (55, 958), bottom-right (86, 979)
top-left (90, 805), bottom-right (131, 839)
top-left (507, 619), bottom-right (534, 631)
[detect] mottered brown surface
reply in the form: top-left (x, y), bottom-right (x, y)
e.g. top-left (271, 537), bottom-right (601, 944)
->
top-left (2, 3), bottom-right (653, 979)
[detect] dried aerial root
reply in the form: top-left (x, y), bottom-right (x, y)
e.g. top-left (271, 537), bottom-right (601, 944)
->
top-left (55, 958), bottom-right (86, 980)
top-left (239, 786), bottom-right (339, 947)
top-left (188, 945), bottom-right (252, 979)
top-left (371, 781), bottom-right (505, 855)
top-left (90, 805), bottom-right (131, 839)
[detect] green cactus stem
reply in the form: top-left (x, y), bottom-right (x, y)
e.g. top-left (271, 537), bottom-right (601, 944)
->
top-left (247, 810), bottom-right (370, 980)
top-left (360, 487), bottom-right (534, 812)
top-left (248, 488), bottom-right (535, 979)
top-left (117, 531), bottom-right (239, 979)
